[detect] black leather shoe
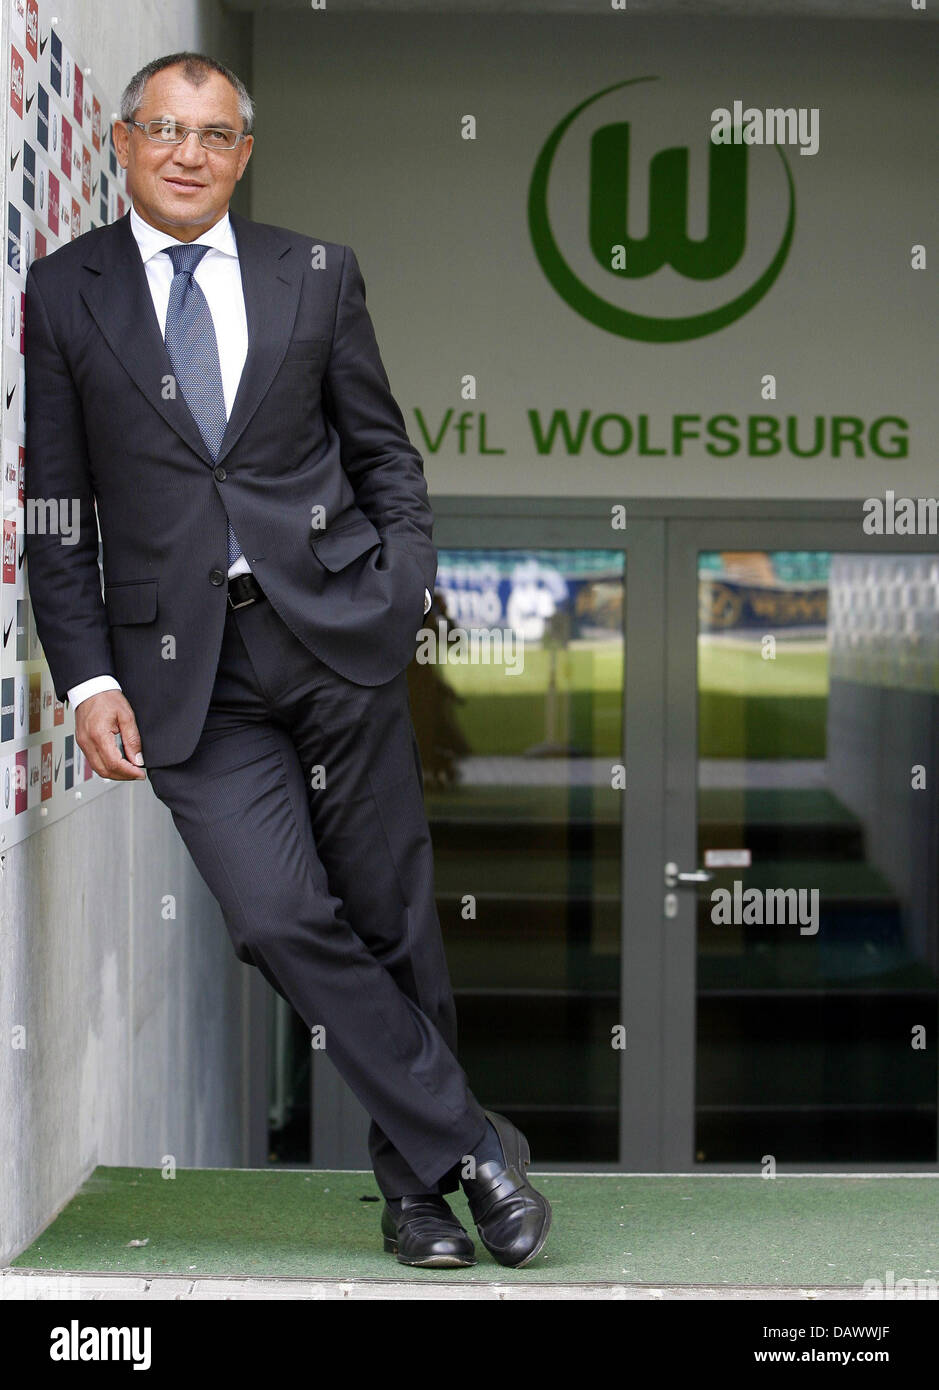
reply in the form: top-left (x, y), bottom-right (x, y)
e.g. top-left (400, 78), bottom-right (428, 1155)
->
top-left (381, 1194), bottom-right (476, 1268)
top-left (461, 1109), bottom-right (552, 1268)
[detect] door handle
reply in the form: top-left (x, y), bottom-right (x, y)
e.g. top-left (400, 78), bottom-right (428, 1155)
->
top-left (664, 861), bottom-right (714, 889)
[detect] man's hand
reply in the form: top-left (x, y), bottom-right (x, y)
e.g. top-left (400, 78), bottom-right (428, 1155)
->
top-left (74, 690), bottom-right (148, 781)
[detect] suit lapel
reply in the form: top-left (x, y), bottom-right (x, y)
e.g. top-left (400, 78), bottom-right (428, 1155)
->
top-left (217, 210), bottom-right (302, 464)
top-left (78, 208), bottom-right (303, 466)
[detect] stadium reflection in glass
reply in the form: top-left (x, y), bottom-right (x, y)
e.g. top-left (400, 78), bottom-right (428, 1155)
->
top-left (406, 549), bottom-right (625, 1163)
top-left (696, 552), bottom-right (939, 1163)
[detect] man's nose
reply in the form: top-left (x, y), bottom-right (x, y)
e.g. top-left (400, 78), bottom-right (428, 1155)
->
top-left (171, 130), bottom-right (206, 160)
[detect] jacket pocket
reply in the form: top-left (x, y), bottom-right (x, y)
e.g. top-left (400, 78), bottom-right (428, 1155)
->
top-left (282, 335), bottom-right (329, 365)
top-left (309, 512), bottom-right (382, 572)
top-left (104, 577), bottom-right (158, 625)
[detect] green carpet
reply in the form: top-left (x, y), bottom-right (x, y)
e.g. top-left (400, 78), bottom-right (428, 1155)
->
top-left (11, 1169), bottom-right (938, 1286)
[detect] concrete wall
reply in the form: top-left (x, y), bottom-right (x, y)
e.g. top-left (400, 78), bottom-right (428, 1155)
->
top-left (1, 0), bottom-right (254, 1265)
top-left (826, 555), bottom-right (939, 973)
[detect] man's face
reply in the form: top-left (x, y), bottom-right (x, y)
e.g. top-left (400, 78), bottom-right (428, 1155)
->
top-left (113, 64), bottom-right (253, 240)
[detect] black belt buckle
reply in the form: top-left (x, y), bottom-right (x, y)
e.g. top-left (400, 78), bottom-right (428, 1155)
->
top-left (227, 573), bottom-right (262, 610)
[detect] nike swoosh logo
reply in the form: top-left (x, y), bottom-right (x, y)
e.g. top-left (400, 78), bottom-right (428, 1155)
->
top-left (9, 148), bottom-right (19, 171)
top-left (92, 176), bottom-right (98, 196)
top-left (18, 543), bottom-right (25, 569)
top-left (3, 616), bottom-right (13, 645)
top-left (6, 386), bottom-right (15, 408)
top-left (25, 90), bottom-right (34, 112)
top-left (40, 32), bottom-right (47, 54)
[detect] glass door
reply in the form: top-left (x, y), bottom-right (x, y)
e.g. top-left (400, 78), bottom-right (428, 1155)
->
top-left (411, 544), bottom-right (626, 1162)
top-left (665, 520), bottom-right (939, 1169)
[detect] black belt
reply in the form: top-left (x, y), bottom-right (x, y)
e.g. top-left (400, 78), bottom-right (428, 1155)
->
top-left (227, 572), bottom-right (265, 610)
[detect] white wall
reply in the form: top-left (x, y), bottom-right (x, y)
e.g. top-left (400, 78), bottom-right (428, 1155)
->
top-left (251, 13), bottom-right (935, 502)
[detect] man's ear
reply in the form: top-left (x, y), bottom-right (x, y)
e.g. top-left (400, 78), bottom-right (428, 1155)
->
top-left (236, 135), bottom-right (254, 182)
top-left (112, 120), bottom-right (130, 169)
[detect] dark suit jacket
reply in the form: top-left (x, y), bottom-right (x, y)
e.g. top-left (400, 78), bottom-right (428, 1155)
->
top-left (24, 209), bottom-right (436, 767)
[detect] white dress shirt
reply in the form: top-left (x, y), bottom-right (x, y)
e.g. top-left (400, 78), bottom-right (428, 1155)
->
top-left (67, 200), bottom-right (430, 711)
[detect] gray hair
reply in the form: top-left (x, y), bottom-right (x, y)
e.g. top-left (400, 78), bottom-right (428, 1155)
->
top-left (119, 52), bottom-right (254, 135)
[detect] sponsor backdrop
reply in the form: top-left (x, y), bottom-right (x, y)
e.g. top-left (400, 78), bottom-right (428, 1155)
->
top-left (253, 14), bottom-right (935, 503)
top-left (3, 0), bottom-right (127, 843)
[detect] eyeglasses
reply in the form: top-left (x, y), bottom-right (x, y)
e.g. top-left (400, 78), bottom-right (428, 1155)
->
top-left (124, 119), bottom-right (247, 151)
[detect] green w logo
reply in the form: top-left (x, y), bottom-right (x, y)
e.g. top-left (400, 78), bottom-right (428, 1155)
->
top-left (591, 125), bottom-right (747, 280)
top-left (529, 78), bottom-right (795, 342)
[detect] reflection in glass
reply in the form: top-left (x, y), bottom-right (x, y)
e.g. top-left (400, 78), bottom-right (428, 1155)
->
top-left (696, 552), bottom-right (939, 1162)
top-left (408, 549), bottom-right (626, 1162)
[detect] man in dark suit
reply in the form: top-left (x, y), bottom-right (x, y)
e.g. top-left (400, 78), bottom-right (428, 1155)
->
top-left (24, 51), bottom-right (550, 1270)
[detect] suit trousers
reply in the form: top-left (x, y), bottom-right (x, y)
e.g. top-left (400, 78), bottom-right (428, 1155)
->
top-left (145, 584), bottom-right (489, 1197)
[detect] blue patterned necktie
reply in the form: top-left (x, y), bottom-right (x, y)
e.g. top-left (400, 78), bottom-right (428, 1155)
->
top-left (162, 243), bottom-right (242, 568)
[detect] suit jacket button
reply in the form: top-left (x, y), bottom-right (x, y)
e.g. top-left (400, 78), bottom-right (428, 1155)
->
top-left (214, 466), bottom-right (226, 480)
top-left (209, 569), bottom-right (226, 585)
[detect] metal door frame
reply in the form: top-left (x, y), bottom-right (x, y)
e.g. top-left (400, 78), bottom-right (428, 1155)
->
top-left (665, 514), bottom-right (939, 1173)
top-left (309, 500), bottom-right (642, 1173)
top-left (298, 497), bottom-right (937, 1174)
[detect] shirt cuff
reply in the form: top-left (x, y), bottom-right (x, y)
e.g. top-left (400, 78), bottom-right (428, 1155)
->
top-left (424, 587), bottom-right (432, 615)
top-left (67, 675), bottom-right (122, 709)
